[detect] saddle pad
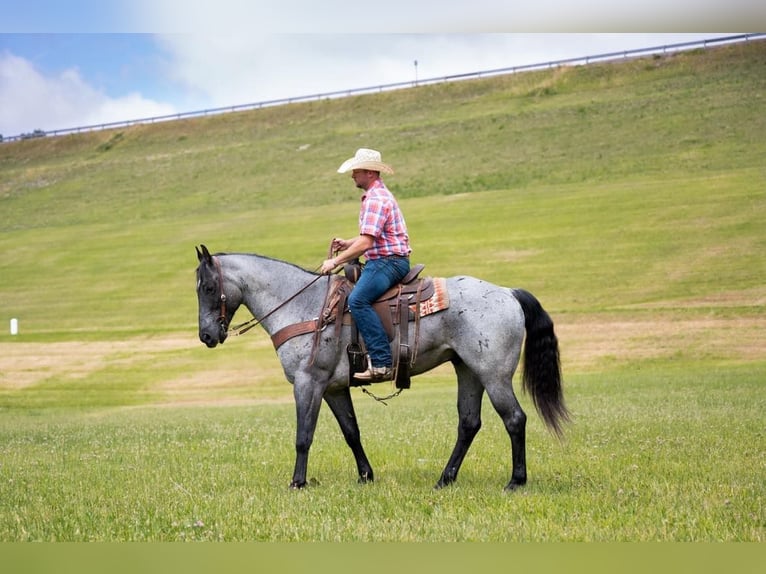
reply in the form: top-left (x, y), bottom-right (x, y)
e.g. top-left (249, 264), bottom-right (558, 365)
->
top-left (412, 277), bottom-right (449, 317)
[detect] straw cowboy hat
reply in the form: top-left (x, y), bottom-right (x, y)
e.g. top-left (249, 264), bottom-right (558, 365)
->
top-left (337, 148), bottom-right (394, 174)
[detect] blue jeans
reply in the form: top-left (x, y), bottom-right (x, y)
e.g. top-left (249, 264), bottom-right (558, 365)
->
top-left (348, 256), bottom-right (410, 368)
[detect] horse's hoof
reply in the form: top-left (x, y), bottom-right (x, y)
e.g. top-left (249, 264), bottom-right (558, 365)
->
top-left (357, 473), bottom-right (374, 484)
top-left (290, 476), bottom-right (320, 489)
top-left (504, 480), bottom-right (526, 492)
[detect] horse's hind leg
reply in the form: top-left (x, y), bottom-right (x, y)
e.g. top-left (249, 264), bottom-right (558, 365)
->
top-left (435, 361), bottom-right (484, 489)
top-left (324, 388), bottom-right (374, 484)
top-left (484, 378), bottom-right (527, 491)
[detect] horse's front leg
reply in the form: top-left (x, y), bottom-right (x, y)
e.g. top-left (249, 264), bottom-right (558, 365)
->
top-left (290, 376), bottom-right (327, 489)
top-left (324, 387), bottom-right (374, 484)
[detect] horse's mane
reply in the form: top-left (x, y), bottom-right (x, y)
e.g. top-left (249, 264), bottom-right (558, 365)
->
top-left (215, 252), bottom-right (320, 276)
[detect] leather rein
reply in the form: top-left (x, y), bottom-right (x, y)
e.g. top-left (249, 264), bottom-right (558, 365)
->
top-left (212, 255), bottom-right (325, 338)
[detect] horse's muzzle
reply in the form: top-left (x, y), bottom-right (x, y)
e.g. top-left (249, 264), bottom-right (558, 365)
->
top-left (199, 330), bottom-right (218, 348)
top-left (199, 325), bottom-right (227, 348)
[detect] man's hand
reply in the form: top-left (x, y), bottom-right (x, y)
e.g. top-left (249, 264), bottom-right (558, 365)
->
top-left (322, 235), bottom-right (372, 274)
top-left (320, 258), bottom-right (339, 275)
top-left (331, 237), bottom-right (350, 252)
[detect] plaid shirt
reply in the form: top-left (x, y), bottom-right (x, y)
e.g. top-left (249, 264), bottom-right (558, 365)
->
top-left (358, 179), bottom-right (411, 260)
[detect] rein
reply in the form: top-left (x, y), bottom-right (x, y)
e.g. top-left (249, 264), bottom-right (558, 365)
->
top-left (213, 256), bottom-right (325, 337)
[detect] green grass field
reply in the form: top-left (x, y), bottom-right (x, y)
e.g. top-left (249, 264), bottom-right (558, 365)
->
top-left (0, 40), bottom-right (764, 542)
top-left (0, 362), bottom-right (763, 541)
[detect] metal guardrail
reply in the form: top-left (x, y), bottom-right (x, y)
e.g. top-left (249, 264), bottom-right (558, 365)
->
top-left (3, 33), bottom-right (763, 143)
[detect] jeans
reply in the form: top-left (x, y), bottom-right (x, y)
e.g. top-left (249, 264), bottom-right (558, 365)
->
top-left (348, 256), bottom-right (410, 368)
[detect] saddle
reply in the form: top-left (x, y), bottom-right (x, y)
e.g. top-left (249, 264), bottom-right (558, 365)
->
top-left (270, 262), bottom-right (435, 390)
top-left (344, 263), bottom-right (433, 389)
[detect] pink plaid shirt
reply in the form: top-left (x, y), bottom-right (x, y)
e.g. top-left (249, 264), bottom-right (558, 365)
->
top-left (358, 179), bottom-right (411, 260)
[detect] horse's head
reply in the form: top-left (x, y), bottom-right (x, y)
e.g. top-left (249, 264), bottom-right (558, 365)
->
top-left (195, 244), bottom-right (238, 348)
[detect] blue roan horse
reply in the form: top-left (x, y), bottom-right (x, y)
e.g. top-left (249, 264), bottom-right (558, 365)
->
top-left (195, 245), bottom-right (568, 491)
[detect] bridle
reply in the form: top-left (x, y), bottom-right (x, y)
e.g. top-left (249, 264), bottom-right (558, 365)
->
top-left (211, 256), bottom-right (229, 333)
top-left (209, 255), bottom-right (325, 338)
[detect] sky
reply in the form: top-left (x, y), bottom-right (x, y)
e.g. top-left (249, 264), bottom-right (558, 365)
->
top-left (1, 1), bottom-right (763, 137)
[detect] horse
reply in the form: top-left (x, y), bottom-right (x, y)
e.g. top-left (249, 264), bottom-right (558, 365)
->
top-left (195, 244), bottom-right (568, 491)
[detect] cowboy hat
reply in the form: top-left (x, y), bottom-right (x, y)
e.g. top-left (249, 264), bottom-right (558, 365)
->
top-left (337, 148), bottom-right (394, 174)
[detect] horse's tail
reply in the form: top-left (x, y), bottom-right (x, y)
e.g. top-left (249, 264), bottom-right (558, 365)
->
top-left (512, 288), bottom-right (570, 438)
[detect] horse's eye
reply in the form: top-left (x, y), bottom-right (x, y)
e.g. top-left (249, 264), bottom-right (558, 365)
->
top-left (198, 279), bottom-right (215, 296)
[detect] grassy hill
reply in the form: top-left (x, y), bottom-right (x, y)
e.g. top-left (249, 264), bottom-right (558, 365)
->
top-left (1, 39), bottom-right (764, 336)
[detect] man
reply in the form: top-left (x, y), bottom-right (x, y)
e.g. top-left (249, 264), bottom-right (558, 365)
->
top-left (320, 148), bottom-right (411, 382)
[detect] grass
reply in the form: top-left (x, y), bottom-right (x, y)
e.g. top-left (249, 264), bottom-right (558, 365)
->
top-left (0, 40), bottom-right (764, 542)
top-left (0, 170), bottom-right (762, 338)
top-left (0, 360), bottom-right (762, 541)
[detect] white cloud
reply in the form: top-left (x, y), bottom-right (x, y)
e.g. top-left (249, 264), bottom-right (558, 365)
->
top-left (128, 0), bottom-right (761, 33)
top-left (0, 51), bottom-right (176, 136)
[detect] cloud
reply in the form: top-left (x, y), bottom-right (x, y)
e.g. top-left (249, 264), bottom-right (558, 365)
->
top-left (127, 0), bottom-right (760, 33)
top-left (0, 50), bottom-right (176, 136)
top-left (130, 1), bottom-right (521, 33)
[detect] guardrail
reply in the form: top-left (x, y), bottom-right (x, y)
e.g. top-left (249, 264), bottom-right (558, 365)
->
top-left (3, 33), bottom-right (763, 143)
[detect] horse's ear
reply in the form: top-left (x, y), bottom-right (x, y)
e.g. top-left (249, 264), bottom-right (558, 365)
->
top-left (197, 244), bottom-right (213, 264)
top-left (196, 245), bottom-right (203, 262)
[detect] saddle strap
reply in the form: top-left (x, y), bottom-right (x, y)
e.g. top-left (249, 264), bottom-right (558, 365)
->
top-left (270, 277), bottom-right (351, 351)
top-left (271, 319), bottom-right (320, 349)
top-left (395, 287), bottom-right (411, 388)
top-left (411, 278), bottom-right (425, 366)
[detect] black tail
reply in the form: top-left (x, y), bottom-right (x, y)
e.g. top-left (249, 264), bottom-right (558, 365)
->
top-left (512, 289), bottom-right (570, 438)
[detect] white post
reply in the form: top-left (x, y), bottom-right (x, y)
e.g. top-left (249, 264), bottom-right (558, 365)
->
top-left (10, 318), bottom-right (18, 335)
